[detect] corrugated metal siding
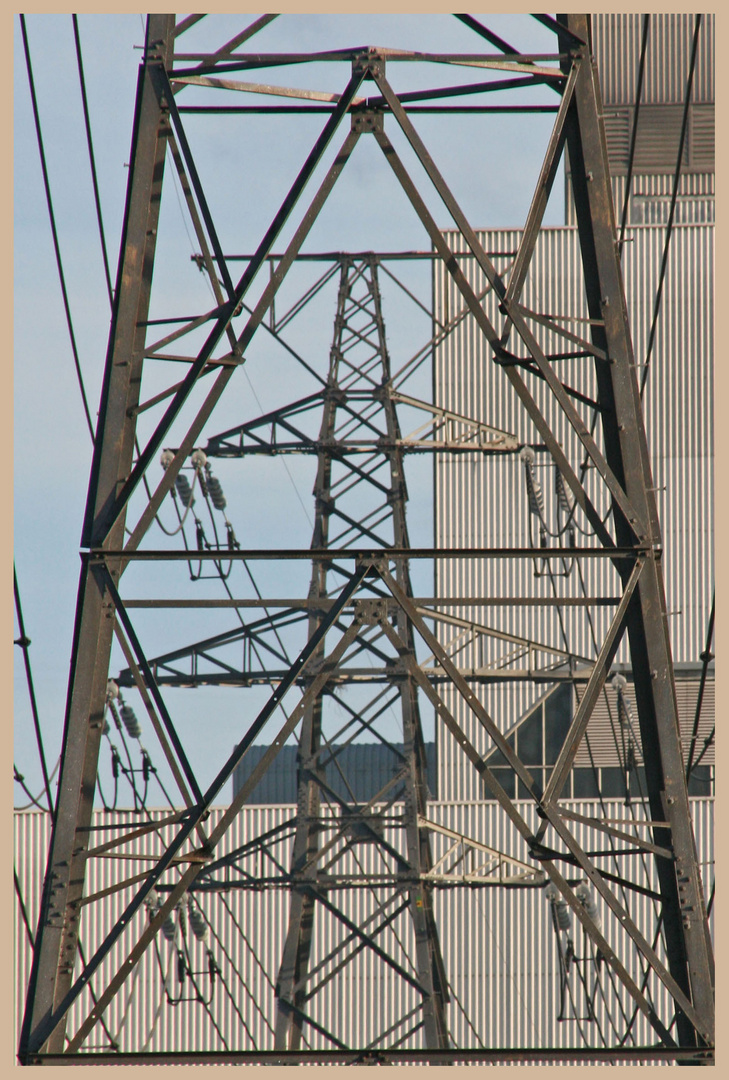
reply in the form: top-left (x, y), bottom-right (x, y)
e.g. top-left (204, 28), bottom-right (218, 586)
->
top-left (565, 15), bottom-right (714, 223)
top-left (592, 14), bottom-right (714, 105)
top-left (572, 673), bottom-right (714, 771)
top-left (477, 674), bottom-right (714, 778)
top-left (566, 173), bottom-right (715, 228)
top-left (433, 225), bottom-right (713, 801)
top-left (15, 801), bottom-right (714, 1056)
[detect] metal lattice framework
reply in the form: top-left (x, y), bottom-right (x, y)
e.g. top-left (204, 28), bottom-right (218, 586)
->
top-left (19, 13), bottom-right (713, 1065)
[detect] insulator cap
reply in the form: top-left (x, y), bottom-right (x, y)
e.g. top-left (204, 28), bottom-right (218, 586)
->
top-left (188, 904), bottom-right (208, 942)
top-left (555, 903), bottom-right (571, 932)
top-left (207, 475), bottom-right (227, 511)
top-left (576, 882), bottom-right (602, 932)
top-left (519, 446), bottom-right (536, 465)
top-left (546, 883), bottom-right (572, 932)
top-left (555, 468), bottom-right (572, 513)
top-left (175, 473), bottom-right (194, 508)
top-left (191, 449), bottom-right (207, 470)
top-left (160, 448), bottom-right (175, 470)
top-left (612, 673), bottom-right (628, 692)
top-left (525, 471), bottom-right (545, 517)
top-left (119, 703), bottom-right (141, 740)
top-left (106, 680), bottom-right (119, 701)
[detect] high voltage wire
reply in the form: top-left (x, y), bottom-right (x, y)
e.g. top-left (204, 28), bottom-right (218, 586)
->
top-left (19, 14), bottom-right (94, 440)
top-left (72, 14), bottom-right (114, 308)
top-left (618, 15), bottom-right (650, 251)
top-left (640, 14), bottom-right (703, 398)
top-left (14, 567), bottom-right (53, 813)
top-left (686, 593), bottom-right (714, 783)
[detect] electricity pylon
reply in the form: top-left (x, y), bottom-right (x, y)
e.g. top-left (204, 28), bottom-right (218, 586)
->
top-left (265, 256), bottom-right (449, 1049)
top-left (19, 13), bottom-right (713, 1064)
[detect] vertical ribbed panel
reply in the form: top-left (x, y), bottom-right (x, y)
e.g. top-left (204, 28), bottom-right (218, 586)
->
top-left (567, 173), bottom-right (715, 228)
top-left (566, 173), bottom-right (715, 228)
top-left (433, 225), bottom-right (713, 802)
top-left (16, 801), bottom-right (713, 1055)
top-left (564, 15), bottom-right (714, 226)
top-left (592, 14), bottom-right (714, 105)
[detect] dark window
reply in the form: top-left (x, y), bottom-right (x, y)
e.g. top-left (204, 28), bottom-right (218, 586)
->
top-left (688, 766), bottom-right (712, 797)
top-left (601, 767), bottom-right (627, 799)
top-left (518, 768), bottom-right (542, 800)
top-left (573, 768), bottom-right (600, 799)
top-left (690, 104), bottom-right (715, 170)
top-left (491, 767), bottom-right (515, 799)
top-left (633, 105), bottom-right (688, 172)
top-left (603, 107), bottom-right (631, 171)
top-left (517, 709), bottom-right (543, 765)
top-left (488, 733), bottom-right (514, 768)
top-left (603, 103), bottom-right (712, 175)
top-left (545, 684), bottom-right (572, 765)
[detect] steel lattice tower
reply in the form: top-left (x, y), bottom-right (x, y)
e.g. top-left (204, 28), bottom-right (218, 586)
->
top-left (269, 257), bottom-right (448, 1049)
top-left (18, 13), bottom-right (714, 1065)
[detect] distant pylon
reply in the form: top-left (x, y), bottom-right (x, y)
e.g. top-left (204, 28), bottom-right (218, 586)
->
top-left (270, 257), bottom-right (449, 1049)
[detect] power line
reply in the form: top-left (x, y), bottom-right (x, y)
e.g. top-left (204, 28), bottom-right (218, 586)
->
top-left (72, 14), bottom-right (114, 308)
top-left (618, 15), bottom-right (650, 250)
top-left (14, 870), bottom-right (36, 948)
top-left (686, 592), bottom-right (714, 784)
top-left (14, 566), bottom-right (53, 812)
top-left (14, 762), bottom-right (60, 812)
top-left (19, 14), bottom-right (94, 439)
top-left (640, 14), bottom-right (703, 398)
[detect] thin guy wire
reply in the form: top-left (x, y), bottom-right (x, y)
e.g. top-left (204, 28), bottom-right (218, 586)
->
top-left (196, 901), bottom-right (275, 1042)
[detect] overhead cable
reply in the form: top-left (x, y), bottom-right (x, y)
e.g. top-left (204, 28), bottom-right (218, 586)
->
top-left (14, 566), bottom-right (53, 812)
top-left (685, 592), bottom-right (714, 784)
top-left (72, 14), bottom-right (113, 307)
top-left (19, 14), bottom-right (94, 439)
top-left (640, 15), bottom-right (703, 398)
top-left (618, 15), bottom-right (650, 250)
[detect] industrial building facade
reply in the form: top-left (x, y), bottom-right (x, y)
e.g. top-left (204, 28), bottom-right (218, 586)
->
top-left (434, 12), bottom-right (714, 804)
top-left (15, 799), bottom-right (714, 1055)
top-left (15, 14), bottom-right (713, 1061)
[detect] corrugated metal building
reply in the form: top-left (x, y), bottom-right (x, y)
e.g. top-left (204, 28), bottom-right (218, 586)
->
top-left (433, 11), bottom-right (714, 804)
top-left (15, 798), bottom-right (714, 1055)
top-left (433, 222), bottom-right (714, 800)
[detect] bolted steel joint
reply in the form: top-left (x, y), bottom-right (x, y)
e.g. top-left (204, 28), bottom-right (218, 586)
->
top-left (355, 553), bottom-right (387, 577)
top-left (351, 110), bottom-right (384, 135)
top-left (352, 50), bottom-right (385, 78)
top-left (354, 599), bottom-right (388, 624)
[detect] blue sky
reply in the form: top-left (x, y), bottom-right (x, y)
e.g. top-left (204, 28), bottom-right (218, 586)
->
top-left (14, 13), bottom-right (566, 804)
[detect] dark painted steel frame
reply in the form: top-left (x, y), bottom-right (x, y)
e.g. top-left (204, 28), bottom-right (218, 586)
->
top-left (271, 256), bottom-right (449, 1050)
top-left (19, 12), bottom-right (713, 1062)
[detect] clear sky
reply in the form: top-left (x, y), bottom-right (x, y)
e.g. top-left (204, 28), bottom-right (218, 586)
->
top-left (14, 13), bottom-right (566, 805)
